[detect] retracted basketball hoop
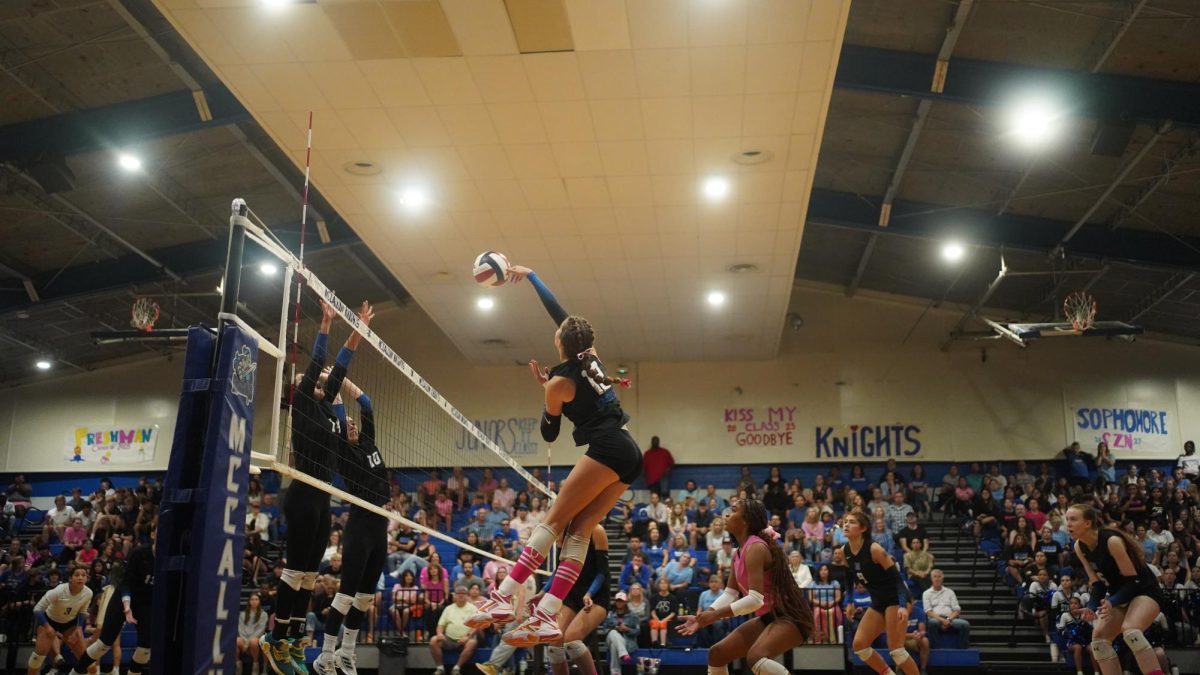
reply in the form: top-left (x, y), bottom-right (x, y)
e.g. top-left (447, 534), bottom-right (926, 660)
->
top-left (131, 297), bottom-right (160, 332)
top-left (1063, 290), bottom-right (1097, 332)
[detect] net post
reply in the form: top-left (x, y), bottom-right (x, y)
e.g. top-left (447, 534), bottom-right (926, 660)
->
top-left (215, 199), bottom-right (249, 364)
top-left (267, 263), bottom-right (293, 467)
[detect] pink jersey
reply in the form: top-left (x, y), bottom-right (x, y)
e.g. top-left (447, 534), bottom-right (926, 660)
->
top-left (733, 534), bottom-right (772, 617)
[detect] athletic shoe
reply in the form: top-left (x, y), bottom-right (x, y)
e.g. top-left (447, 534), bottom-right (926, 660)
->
top-left (262, 633), bottom-right (297, 675)
top-left (289, 637), bottom-right (311, 675)
top-left (333, 647), bottom-right (358, 675)
top-left (502, 608), bottom-right (562, 648)
top-left (311, 652), bottom-right (336, 675)
top-left (476, 665), bottom-right (498, 675)
top-left (464, 590), bottom-right (514, 629)
top-left (433, 667), bottom-right (446, 675)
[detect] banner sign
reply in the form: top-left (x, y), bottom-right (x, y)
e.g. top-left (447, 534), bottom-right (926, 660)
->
top-left (723, 407), bottom-right (923, 458)
top-left (69, 425), bottom-right (159, 465)
top-left (1070, 405), bottom-right (1173, 452)
top-left (457, 417), bottom-right (540, 456)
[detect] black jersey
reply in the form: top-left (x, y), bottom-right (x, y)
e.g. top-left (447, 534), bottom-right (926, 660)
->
top-left (843, 540), bottom-right (894, 599)
top-left (1079, 530), bottom-right (1157, 591)
top-left (338, 401), bottom-right (389, 507)
top-left (549, 357), bottom-right (629, 446)
top-left (291, 335), bottom-right (345, 482)
top-left (118, 544), bottom-right (154, 604)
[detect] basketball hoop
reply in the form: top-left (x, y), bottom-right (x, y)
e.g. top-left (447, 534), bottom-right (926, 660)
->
top-left (131, 297), bottom-right (160, 332)
top-left (1063, 291), bottom-right (1097, 332)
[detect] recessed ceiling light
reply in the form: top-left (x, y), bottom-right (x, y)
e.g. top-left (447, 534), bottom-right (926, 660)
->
top-left (702, 177), bottom-right (729, 200)
top-left (476, 297), bottom-right (495, 310)
top-left (342, 160), bottom-right (381, 176)
top-left (117, 153), bottom-right (142, 172)
top-left (727, 263), bottom-right (759, 274)
top-left (35, 359), bottom-right (52, 370)
top-left (259, 262), bottom-right (278, 276)
top-left (1006, 97), bottom-right (1062, 147)
top-left (942, 241), bottom-right (965, 262)
top-left (707, 291), bottom-right (726, 307)
top-left (399, 187), bottom-right (428, 210)
top-left (482, 338), bottom-right (508, 346)
top-left (731, 149), bottom-right (774, 165)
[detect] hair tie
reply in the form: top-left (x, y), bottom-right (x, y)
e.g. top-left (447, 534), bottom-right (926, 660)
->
top-left (762, 526), bottom-right (779, 541)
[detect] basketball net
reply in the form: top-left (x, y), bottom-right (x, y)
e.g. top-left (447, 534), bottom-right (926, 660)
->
top-left (1063, 291), bottom-right (1097, 332)
top-left (130, 297), bottom-right (160, 332)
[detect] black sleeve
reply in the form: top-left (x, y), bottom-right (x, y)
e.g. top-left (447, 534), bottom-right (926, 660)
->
top-left (361, 406), bottom-right (375, 444)
top-left (298, 333), bottom-right (329, 397)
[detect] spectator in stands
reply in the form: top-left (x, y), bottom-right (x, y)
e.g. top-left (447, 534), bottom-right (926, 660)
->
top-left (886, 492), bottom-right (914, 535)
top-left (788, 550), bottom-right (813, 588)
top-left (1057, 597), bottom-right (1093, 675)
top-left (644, 492), bottom-right (669, 536)
top-left (897, 512), bottom-right (928, 555)
top-left (1025, 498), bottom-right (1048, 531)
top-left (703, 519), bottom-right (726, 562)
top-left (677, 479), bottom-right (702, 504)
top-left (510, 504), bottom-right (535, 544)
top-left (694, 573), bottom-right (730, 647)
top-left (871, 518), bottom-right (896, 557)
top-left (459, 508), bottom-right (490, 541)
top-left (1022, 568), bottom-right (1056, 645)
top-left (922, 570), bottom-right (970, 647)
top-left (1060, 442), bottom-right (1093, 489)
top-left (238, 592), bottom-right (268, 674)
top-left (318, 552), bottom-right (343, 578)
top-left (714, 538), bottom-right (735, 578)
top-left (688, 499), bottom-right (714, 550)
top-left (306, 575), bottom-right (339, 640)
top-left (809, 563), bottom-right (842, 643)
top-left (703, 484), bottom-right (728, 511)
top-left (451, 550), bottom-right (479, 586)
top-left (429, 586), bottom-right (479, 675)
top-left (643, 436), bottom-right (675, 497)
top-left (907, 464), bottom-right (930, 517)
top-left (58, 518), bottom-right (88, 564)
top-left (476, 468), bottom-right (499, 505)
top-left (622, 536), bottom-right (644, 566)
top-left (41, 495), bottom-right (75, 542)
top-left (1003, 533), bottom-right (1033, 585)
top-left (879, 470), bottom-right (904, 499)
top-left (662, 551), bottom-right (694, 592)
top-left (972, 489), bottom-right (1001, 540)
top-left (1136, 524), bottom-right (1160, 567)
top-left (965, 462), bottom-right (985, 493)
top-left (492, 479), bottom-right (516, 513)
top-left (800, 507), bottom-right (825, 561)
top-left (734, 465), bottom-right (756, 498)
top-left (421, 553), bottom-right (449, 608)
top-left (866, 487), bottom-right (888, 515)
top-left (246, 502), bottom-right (271, 543)
top-left (842, 579), bottom-right (871, 645)
top-left (1007, 514), bottom-right (1034, 548)
top-left (391, 569), bottom-right (421, 635)
top-left (602, 592), bottom-right (640, 674)
top-left (644, 527), bottom-right (667, 569)
top-left (421, 470), bottom-right (444, 513)
top-left (905, 539), bottom-right (934, 593)
top-left (763, 467), bottom-right (791, 517)
top-left (950, 477), bottom-right (974, 517)
top-left (619, 553), bottom-right (651, 593)
top-left (322, 530), bottom-right (342, 563)
top-left (648, 577), bottom-right (678, 646)
top-left (1176, 439), bottom-right (1199, 481)
top-left (447, 467), bottom-right (469, 510)
top-left (903, 596), bottom-right (930, 675)
top-left (1050, 574), bottom-right (1088, 614)
top-left (667, 503), bottom-right (689, 542)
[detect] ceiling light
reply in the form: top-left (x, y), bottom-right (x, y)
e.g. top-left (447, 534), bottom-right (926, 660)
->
top-left (942, 241), bottom-right (965, 262)
top-left (117, 153), bottom-right (142, 172)
top-left (35, 359), bottom-right (52, 371)
top-left (476, 297), bottom-right (495, 311)
top-left (261, 0), bottom-right (290, 8)
top-left (702, 177), bottom-right (729, 200)
top-left (706, 291), bottom-right (726, 307)
top-left (1006, 97), bottom-right (1062, 147)
top-left (399, 187), bottom-right (428, 211)
top-left (259, 262), bottom-right (278, 276)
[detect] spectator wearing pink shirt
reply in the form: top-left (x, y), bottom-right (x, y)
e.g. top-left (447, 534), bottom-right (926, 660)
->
top-left (434, 489), bottom-right (454, 531)
top-left (801, 507), bottom-right (826, 561)
top-left (492, 478), bottom-right (516, 512)
top-left (447, 467), bottom-right (470, 510)
top-left (421, 470), bottom-right (445, 513)
top-left (477, 468), bottom-right (499, 504)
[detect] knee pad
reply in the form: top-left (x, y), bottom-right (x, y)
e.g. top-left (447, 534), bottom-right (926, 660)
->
top-left (133, 647), bottom-right (151, 664)
top-left (751, 657), bottom-right (788, 675)
top-left (853, 647), bottom-right (876, 662)
top-left (86, 640), bottom-right (112, 660)
top-left (28, 653), bottom-right (45, 670)
top-left (546, 645), bottom-right (567, 665)
top-left (890, 647), bottom-right (910, 665)
top-left (281, 568), bottom-right (304, 591)
top-left (331, 593), bottom-right (354, 614)
top-left (301, 571), bottom-right (318, 591)
top-left (564, 640), bottom-right (589, 661)
top-left (1090, 639), bottom-right (1117, 662)
top-left (1122, 628), bottom-right (1151, 654)
top-left (353, 593), bottom-right (373, 612)
top-left (562, 531), bottom-right (589, 563)
top-left (528, 523), bottom-right (559, 554)
top-left (707, 667), bottom-right (729, 675)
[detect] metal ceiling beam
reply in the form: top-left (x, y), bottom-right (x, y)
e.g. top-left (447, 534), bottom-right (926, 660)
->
top-left (805, 189), bottom-right (1200, 273)
top-left (834, 45), bottom-right (1200, 128)
top-left (1109, 134), bottom-right (1200, 232)
top-left (0, 85), bottom-right (248, 162)
top-left (1127, 272), bottom-right (1196, 322)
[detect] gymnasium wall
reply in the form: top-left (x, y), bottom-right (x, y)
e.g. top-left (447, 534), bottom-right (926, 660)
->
top-left (3, 283), bottom-right (1198, 473)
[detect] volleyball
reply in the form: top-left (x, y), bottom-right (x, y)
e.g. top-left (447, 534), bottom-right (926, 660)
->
top-left (473, 251), bottom-right (510, 287)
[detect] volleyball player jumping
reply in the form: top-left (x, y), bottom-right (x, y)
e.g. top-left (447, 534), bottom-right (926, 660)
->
top-left (842, 510), bottom-right (918, 675)
top-left (314, 369), bottom-right (390, 675)
top-left (1068, 504), bottom-right (1167, 675)
top-left (265, 300), bottom-right (371, 675)
top-left (71, 530), bottom-right (155, 674)
top-left (677, 498), bottom-right (813, 675)
top-left (467, 264), bottom-right (642, 647)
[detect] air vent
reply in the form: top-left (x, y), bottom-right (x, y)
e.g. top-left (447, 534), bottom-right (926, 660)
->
top-left (727, 263), bottom-right (759, 274)
top-left (731, 149), bottom-right (773, 165)
top-left (342, 160), bottom-right (382, 176)
top-left (482, 338), bottom-right (508, 346)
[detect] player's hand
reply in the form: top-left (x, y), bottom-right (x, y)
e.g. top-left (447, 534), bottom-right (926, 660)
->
top-left (320, 299), bottom-right (337, 323)
top-left (507, 265), bottom-right (533, 283)
top-left (125, 608), bottom-right (137, 624)
top-left (896, 607), bottom-right (908, 623)
top-left (357, 300), bottom-right (375, 327)
top-left (582, 594), bottom-right (593, 611)
top-left (529, 360), bottom-right (550, 385)
top-left (1097, 599), bottom-right (1112, 619)
top-left (676, 614), bottom-right (700, 636)
top-left (1080, 608), bottom-right (1096, 622)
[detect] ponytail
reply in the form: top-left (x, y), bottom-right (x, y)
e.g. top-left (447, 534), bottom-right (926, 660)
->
top-left (1069, 503), bottom-right (1146, 566)
top-left (560, 315), bottom-right (630, 388)
top-left (741, 499), bottom-right (814, 640)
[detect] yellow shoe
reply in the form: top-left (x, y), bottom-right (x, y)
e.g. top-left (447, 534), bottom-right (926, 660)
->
top-left (476, 664), bottom-right (498, 675)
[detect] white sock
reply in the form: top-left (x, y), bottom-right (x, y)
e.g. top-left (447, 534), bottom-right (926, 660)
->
top-left (536, 594), bottom-right (563, 615)
top-left (497, 576), bottom-right (519, 597)
top-left (708, 667), bottom-right (730, 675)
top-left (342, 628), bottom-right (359, 647)
top-left (323, 634), bottom-right (337, 653)
top-left (751, 657), bottom-right (788, 675)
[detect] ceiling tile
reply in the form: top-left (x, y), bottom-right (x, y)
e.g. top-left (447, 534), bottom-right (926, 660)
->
top-left (388, 107), bottom-right (453, 147)
top-left (651, 174), bottom-right (695, 205)
top-left (695, 201), bottom-right (737, 230)
top-left (441, 0), bottom-right (519, 55)
top-left (532, 208), bottom-right (577, 235)
top-left (687, 0), bottom-right (747, 47)
top-left (738, 172), bottom-right (784, 204)
top-left (250, 63), bottom-right (330, 111)
top-left (523, 52), bottom-right (587, 101)
top-left (746, 0), bottom-right (811, 45)
top-left (278, 5), bottom-right (353, 62)
top-left (693, 95), bottom-right (743, 138)
top-left (337, 108), bottom-right (406, 149)
top-left (304, 62), bottom-right (383, 109)
top-left (641, 98), bottom-right (693, 139)
top-left (581, 232), bottom-right (624, 259)
top-left (737, 202), bottom-right (779, 230)
top-left (806, 0), bottom-right (844, 41)
top-left (412, 58), bottom-right (483, 104)
top-left (358, 60), bottom-right (431, 107)
top-left (451, 210), bottom-right (496, 237)
top-left (457, 145), bottom-right (515, 180)
top-left (745, 43), bottom-right (803, 94)
top-left (565, 0), bottom-right (631, 51)
top-left (645, 139), bottom-right (695, 175)
top-left (217, 65), bottom-right (279, 111)
top-left (797, 41), bottom-right (835, 92)
top-left (598, 140), bottom-right (650, 176)
top-left (621, 233), bottom-right (662, 259)
top-left (543, 235), bottom-right (588, 261)
top-left (205, 8), bottom-right (296, 64)
top-left (614, 206), bottom-right (656, 233)
top-left (742, 93), bottom-right (794, 136)
top-left (402, 146), bottom-right (470, 179)
top-left (321, 2), bottom-right (405, 60)
top-left (565, 177), bottom-right (612, 208)
top-left (468, 55), bottom-right (536, 102)
top-left (381, 0), bottom-right (462, 57)
top-left (655, 204), bottom-right (699, 232)
top-left (437, 105), bottom-right (501, 145)
top-left (790, 90), bottom-right (823, 134)
top-left (506, 0), bottom-right (575, 53)
top-left (172, 9), bottom-right (244, 65)
top-left (577, 50), bottom-right (640, 99)
top-left (633, 48), bottom-right (690, 97)
top-left (539, 101), bottom-right (596, 142)
top-left (787, 134), bottom-right (816, 171)
top-left (660, 230), bottom-right (699, 258)
top-left (492, 209), bottom-right (539, 236)
top-left (589, 99), bottom-right (646, 140)
top-left (552, 142), bottom-right (605, 177)
top-left (505, 144), bottom-right (561, 177)
top-left (693, 137), bottom-right (743, 173)
top-left (782, 171), bottom-right (809, 202)
top-left (573, 207), bottom-right (617, 232)
top-left (607, 176), bottom-right (656, 207)
top-left (519, 178), bottom-right (571, 209)
top-left (476, 180), bottom-right (531, 211)
top-left (625, 0), bottom-right (689, 49)
top-left (690, 46), bottom-right (746, 96)
top-left (487, 102), bottom-right (548, 144)
top-left (439, 181), bottom-right (488, 211)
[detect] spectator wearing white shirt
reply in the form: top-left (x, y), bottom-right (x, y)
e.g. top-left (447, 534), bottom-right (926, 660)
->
top-left (1176, 440), bottom-right (1199, 481)
top-left (1050, 575), bottom-right (1089, 614)
top-left (885, 492), bottom-right (913, 535)
top-left (511, 504), bottom-right (535, 543)
top-left (246, 502), bottom-right (271, 542)
top-left (922, 570), bottom-right (970, 647)
top-left (447, 466), bottom-right (470, 510)
top-left (1146, 519), bottom-right (1174, 551)
top-left (42, 495), bottom-right (76, 542)
top-left (644, 492), bottom-right (669, 535)
top-left (788, 551), bottom-right (813, 588)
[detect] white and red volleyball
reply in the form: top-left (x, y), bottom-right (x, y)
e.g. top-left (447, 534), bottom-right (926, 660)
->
top-left (472, 251), bottom-right (510, 287)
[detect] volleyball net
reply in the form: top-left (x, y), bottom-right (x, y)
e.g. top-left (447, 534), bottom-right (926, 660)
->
top-left (227, 198), bottom-right (554, 569)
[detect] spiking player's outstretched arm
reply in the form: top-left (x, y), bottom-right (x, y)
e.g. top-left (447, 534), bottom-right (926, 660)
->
top-left (507, 264), bottom-right (568, 326)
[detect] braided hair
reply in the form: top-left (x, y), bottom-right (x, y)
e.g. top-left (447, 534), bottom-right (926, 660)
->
top-left (559, 316), bottom-right (619, 387)
top-left (741, 498), bottom-right (814, 640)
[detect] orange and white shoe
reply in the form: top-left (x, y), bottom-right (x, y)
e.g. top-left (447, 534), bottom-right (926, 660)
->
top-left (464, 590), bottom-right (514, 629)
top-left (502, 608), bottom-right (562, 648)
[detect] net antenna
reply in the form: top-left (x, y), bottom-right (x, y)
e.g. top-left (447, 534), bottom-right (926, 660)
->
top-left (1063, 290), bottom-right (1097, 332)
top-left (130, 297), bottom-right (160, 331)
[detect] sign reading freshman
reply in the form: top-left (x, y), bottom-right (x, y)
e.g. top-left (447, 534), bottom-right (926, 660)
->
top-left (69, 425), bottom-right (159, 464)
